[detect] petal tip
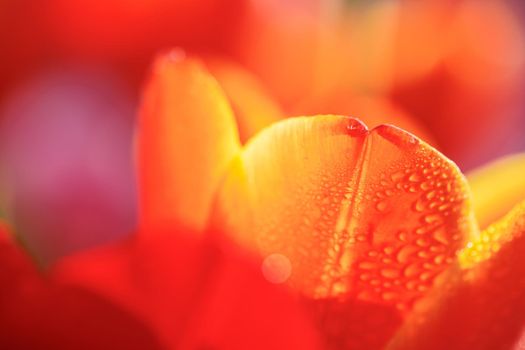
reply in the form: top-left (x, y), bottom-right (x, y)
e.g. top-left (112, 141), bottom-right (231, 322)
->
top-left (344, 116), bottom-right (369, 137)
top-left (372, 124), bottom-right (420, 147)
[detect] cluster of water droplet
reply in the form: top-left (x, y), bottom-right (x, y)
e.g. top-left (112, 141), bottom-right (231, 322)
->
top-left (349, 149), bottom-right (469, 312)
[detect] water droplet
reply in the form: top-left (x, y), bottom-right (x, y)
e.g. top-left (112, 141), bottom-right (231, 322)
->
top-left (420, 181), bottom-right (433, 191)
top-left (417, 250), bottom-right (431, 259)
top-left (370, 279), bottom-right (381, 286)
top-left (359, 273), bottom-right (372, 281)
top-left (434, 254), bottom-right (446, 264)
top-left (412, 199), bottom-right (426, 212)
top-left (346, 119), bottom-right (367, 136)
top-left (383, 246), bottom-right (395, 255)
top-left (358, 261), bottom-right (377, 270)
top-left (397, 245), bottom-right (418, 263)
top-left (368, 250), bottom-right (379, 258)
top-left (424, 214), bottom-right (443, 225)
top-left (433, 228), bottom-right (449, 245)
top-left (408, 173), bottom-right (423, 182)
top-left (426, 191), bottom-right (437, 200)
top-left (397, 230), bottom-right (409, 242)
top-left (404, 264), bottom-right (420, 278)
top-left (416, 238), bottom-right (431, 247)
top-left (381, 291), bottom-right (399, 301)
top-left (390, 171), bottom-right (405, 182)
top-left (382, 257), bottom-right (394, 264)
top-left (381, 268), bottom-right (401, 279)
top-left (376, 201), bottom-right (388, 212)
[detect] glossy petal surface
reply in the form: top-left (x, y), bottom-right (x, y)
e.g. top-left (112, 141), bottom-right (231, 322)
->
top-left (138, 52), bottom-right (241, 231)
top-left (388, 200), bottom-right (525, 350)
top-left (206, 59), bottom-right (284, 143)
top-left (211, 115), bottom-right (477, 348)
top-left (468, 153), bottom-right (525, 229)
top-left (55, 229), bottom-right (321, 350)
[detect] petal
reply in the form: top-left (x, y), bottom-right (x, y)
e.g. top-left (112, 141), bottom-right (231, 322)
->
top-left (0, 223), bottom-right (161, 349)
top-left (138, 51), bottom-right (241, 231)
top-left (211, 115), bottom-right (477, 348)
top-left (467, 153), bottom-right (525, 229)
top-left (388, 200), bottom-right (525, 350)
top-left (54, 229), bottom-right (322, 350)
top-left (0, 222), bottom-right (35, 289)
top-left (205, 58), bottom-right (284, 143)
top-left (1, 284), bottom-right (163, 349)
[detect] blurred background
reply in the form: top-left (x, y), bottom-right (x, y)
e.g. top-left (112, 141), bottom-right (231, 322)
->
top-left (1, 0), bottom-right (524, 264)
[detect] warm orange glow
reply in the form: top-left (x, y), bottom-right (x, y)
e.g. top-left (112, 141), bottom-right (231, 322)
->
top-left (468, 153), bottom-right (525, 230)
top-left (138, 52), bottom-right (241, 231)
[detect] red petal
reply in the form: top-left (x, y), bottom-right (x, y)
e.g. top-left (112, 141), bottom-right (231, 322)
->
top-left (54, 228), bottom-right (322, 349)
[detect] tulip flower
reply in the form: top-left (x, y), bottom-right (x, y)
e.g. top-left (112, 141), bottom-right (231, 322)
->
top-left (0, 52), bottom-right (516, 349)
top-left (2, 20), bottom-right (525, 347)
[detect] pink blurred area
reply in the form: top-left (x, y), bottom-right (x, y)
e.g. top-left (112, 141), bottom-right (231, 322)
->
top-left (0, 0), bottom-right (524, 262)
top-left (0, 69), bottom-right (137, 265)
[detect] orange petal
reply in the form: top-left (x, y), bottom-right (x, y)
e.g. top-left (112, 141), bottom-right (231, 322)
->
top-left (211, 115), bottom-right (477, 348)
top-left (468, 153), bottom-right (525, 230)
top-left (388, 200), bottom-right (525, 350)
top-left (205, 58), bottom-right (284, 143)
top-left (138, 50), bottom-right (241, 232)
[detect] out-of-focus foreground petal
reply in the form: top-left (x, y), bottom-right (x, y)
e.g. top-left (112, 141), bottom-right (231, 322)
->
top-left (54, 229), bottom-right (322, 349)
top-left (205, 58), bottom-right (284, 143)
top-left (387, 200), bottom-right (525, 350)
top-left (0, 223), bottom-right (163, 350)
top-left (211, 115), bottom-right (478, 349)
top-left (138, 52), bottom-right (241, 231)
top-left (467, 153), bottom-right (525, 229)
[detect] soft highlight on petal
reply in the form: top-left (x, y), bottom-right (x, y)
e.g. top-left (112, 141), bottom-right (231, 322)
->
top-left (467, 153), bottom-right (525, 229)
top-left (138, 51), bottom-right (241, 232)
top-left (388, 200), bottom-right (525, 350)
top-left (211, 115), bottom-right (477, 349)
top-left (205, 58), bottom-right (284, 143)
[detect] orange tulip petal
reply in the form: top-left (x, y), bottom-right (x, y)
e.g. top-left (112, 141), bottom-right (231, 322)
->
top-left (205, 59), bottom-right (284, 143)
top-left (138, 50), bottom-right (241, 231)
top-left (468, 153), bottom-right (525, 229)
top-left (211, 115), bottom-right (477, 348)
top-left (388, 200), bottom-right (525, 350)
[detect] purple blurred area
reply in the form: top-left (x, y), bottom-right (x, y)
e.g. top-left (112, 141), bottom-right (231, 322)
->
top-left (0, 68), bottom-right (137, 265)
